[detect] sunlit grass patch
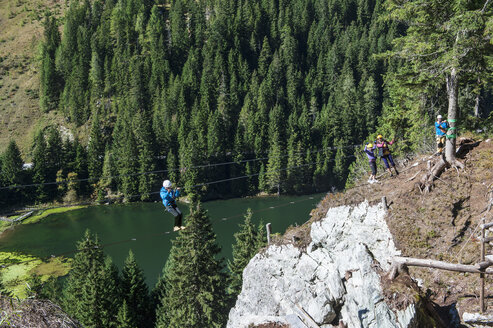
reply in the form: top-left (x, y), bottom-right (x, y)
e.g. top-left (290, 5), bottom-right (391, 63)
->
top-left (22, 206), bottom-right (86, 224)
top-left (0, 252), bottom-right (71, 298)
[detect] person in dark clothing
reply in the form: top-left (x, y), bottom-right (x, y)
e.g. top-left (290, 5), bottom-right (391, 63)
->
top-left (375, 135), bottom-right (399, 177)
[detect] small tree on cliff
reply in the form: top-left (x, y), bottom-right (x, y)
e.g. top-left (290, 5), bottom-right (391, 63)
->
top-left (384, 0), bottom-right (493, 190)
top-left (155, 202), bottom-right (228, 328)
top-left (227, 209), bottom-right (263, 299)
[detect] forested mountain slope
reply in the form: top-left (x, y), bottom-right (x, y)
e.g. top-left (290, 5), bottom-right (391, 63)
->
top-left (0, 0), bottom-right (65, 152)
top-left (1, 0), bottom-right (401, 209)
top-left (1, 0), bottom-right (492, 211)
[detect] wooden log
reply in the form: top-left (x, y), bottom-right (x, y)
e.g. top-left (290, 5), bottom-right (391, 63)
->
top-left (482, 236), bottom-right (493, 243)
top-left (481, 222), bottom-right (493, 230)
top-left (393, 256), bottom-right (493, 274)
top-left (476, 260), bottom-right (493, 270)
top-left (12, 211), bottom-right (33, 223)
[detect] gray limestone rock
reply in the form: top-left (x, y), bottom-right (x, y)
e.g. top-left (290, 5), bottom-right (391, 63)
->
top-left (227, 201), bottom-right (421, 328)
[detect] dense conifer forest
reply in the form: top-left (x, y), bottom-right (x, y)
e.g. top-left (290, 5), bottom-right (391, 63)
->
top-left (1, 0), bottom-right (402, 208)
top-left (1, 0), bottom-right (492, 325)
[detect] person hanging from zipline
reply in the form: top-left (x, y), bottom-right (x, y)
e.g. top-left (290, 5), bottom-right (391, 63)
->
top-left (435, 114), bottom-right (448, 156)
top-left (160, 180), bottom-right (185, 231)
top-left (363, 142), bottom-right (377, 183)
top-left (375, 134), bottom-right (399, 177)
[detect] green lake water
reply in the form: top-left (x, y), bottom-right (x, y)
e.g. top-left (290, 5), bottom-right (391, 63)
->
top-left (0, 194), bottom-right (325, 287)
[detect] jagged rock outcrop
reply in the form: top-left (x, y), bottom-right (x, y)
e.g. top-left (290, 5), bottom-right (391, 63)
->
top-left (227, 201), bottom-right (427, 328)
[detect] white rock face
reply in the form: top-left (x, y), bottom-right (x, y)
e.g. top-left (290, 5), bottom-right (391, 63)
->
top-left (227, 200), bottom-right (421, 328)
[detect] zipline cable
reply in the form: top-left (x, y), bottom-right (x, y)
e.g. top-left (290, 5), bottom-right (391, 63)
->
top-left (0, 144), bottom-right (417, 270)
top-left (0, 194), bottom-right (324, 269)
top-left (2, 155), bottom-right (354, 217)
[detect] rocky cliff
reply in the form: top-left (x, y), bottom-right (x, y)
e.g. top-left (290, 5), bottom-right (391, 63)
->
top-left (227, 201), bottom-right (437, 328)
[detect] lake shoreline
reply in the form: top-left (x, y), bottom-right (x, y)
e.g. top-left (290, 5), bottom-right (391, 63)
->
top-left (0, 192), bottom-right (295, 237)
top-left (0, 205), bottom-right (88, 236)
top-left (0, 193), bottom-right (325, 288)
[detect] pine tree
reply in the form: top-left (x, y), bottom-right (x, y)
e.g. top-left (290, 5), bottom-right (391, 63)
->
top-left (97, 145), bottom-right (116, 200)
top-left (2, 140), bottom-right (23, 188)
top-left (74, 139), bottom-right (88, 196)
top-left (134, 111), bottom-right (156, 201)
top-left (265, 104), bottom-right (285, 194)
top-left (32, 130), bottom-right (49, 203)
top-left (121, 250), bottom-right (151, 328)
top-left (63, 230), bottom-right (121, 328)
top-left (63, 229), bottom-right (105, 320)
top-left (87, 109), bottom-right (105, 184)
top-left (117, 300), bottom-right (133, 328)
top-left (155, 202), bottom-right (228, 328)
top-left (227, 209), bottom-right (260, 298)
top-left (40, 14), bottom-right (61, 112)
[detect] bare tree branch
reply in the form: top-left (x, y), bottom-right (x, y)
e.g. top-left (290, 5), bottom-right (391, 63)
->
top-left (482, 0), bottom-right (491, 13)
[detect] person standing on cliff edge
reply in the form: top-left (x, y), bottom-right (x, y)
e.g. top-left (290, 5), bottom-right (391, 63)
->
top-left (435, 114), bottom-right (448, 156)
top-left (363, 143), bottom-right (377, 183)
top-left (375, 135), bottom-right (399, 177)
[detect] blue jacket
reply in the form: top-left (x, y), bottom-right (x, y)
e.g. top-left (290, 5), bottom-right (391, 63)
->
top-left (435, 121), bottom-right (448, 136)
top-left (160, 187), bottom-right (180, 207)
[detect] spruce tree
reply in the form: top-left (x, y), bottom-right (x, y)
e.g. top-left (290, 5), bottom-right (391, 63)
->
top-left (117, 300), bottom-right (133, 328)
top-left (155, 202), bottom-right (228, 328)
top-left (32, 130), bottom-right (49, 203)
top-left (121, 250), bottom-right (151, 328)
top-left (40, 14), bottom-right (61, 112)
top-left (227, 209), bottom-right (260, 298)
top-left (63, 230), bottom-right (121, 327)
top-left (1, 140), bottom-right (23, 195)
top-left (87, 109), bottom-right (105, 184)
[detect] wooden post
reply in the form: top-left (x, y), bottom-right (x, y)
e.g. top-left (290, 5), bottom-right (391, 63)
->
top-left (480, 217), bottom-right (485, 313)
top-left (382, 196), bottom-right (387, 210)
top-left (266, 223), bottom-right (272, 245)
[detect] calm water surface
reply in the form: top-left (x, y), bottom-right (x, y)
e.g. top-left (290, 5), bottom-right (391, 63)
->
top-left (0, 194), bottom-right (324, 286)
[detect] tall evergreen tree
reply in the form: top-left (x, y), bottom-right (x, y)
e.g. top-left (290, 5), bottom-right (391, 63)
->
top-left (384, 0), bottom-right (493, 185)
top-left (32, 130), bottom-right (49, 203)
top-left (227, 209), bottom-right (261, 298)
top-left (87, 109), bottom-right (105, 184)
top-left (40, 14), bottom-right (61, 112)
top-left (2, 140), bottom-right (23, 186)
top-left (63, 230), bottom-right (121, 328)
top-left (121, 250), bottom-right (151, 328)
top-left (155, 202), bottom-right (228, 328)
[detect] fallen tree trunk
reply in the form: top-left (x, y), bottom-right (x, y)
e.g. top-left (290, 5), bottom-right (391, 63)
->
top-left (389, 256), bottom-right (493, 279)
